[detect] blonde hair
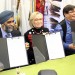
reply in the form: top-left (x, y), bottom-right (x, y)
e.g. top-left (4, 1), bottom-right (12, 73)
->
top-left (29, 11), bottom-right (43, 27)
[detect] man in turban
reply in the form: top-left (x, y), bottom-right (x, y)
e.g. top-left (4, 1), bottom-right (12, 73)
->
top-left (0, 10), bottom-right (21, 38)
top-left (0, 10), bottom-right (21, 70)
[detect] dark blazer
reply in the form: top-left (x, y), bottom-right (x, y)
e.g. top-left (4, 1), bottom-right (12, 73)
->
top-left (0, 28), bottom-right (21, 38)
top-left (59, 19), bottom-right (67, 42)
top-left (59, 20), bottom-right (75, 56)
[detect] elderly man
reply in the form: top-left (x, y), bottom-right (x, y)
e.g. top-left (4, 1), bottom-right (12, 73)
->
top-left (0, 10), bottom-right (21, 38)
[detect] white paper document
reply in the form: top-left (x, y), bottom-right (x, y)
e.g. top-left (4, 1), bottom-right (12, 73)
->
top-left (45, 32), bottom-right (65, 59)
top-left (7, 36), bottom-right (28, 67)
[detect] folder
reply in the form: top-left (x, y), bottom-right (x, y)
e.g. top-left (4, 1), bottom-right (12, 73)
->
top-left (0, 36), bottom-right (28, 70)
top-left (32, 32), bottom-right (65, 63)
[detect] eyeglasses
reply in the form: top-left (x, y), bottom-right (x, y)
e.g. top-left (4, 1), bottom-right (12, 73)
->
top-left (7, 20), bottom-right (14, 23)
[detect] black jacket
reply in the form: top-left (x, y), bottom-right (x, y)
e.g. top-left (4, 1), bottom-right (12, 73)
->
top-left (24, 27), bottom-right (49, 64)
top-left (59, 20), bottom-right (67, 42)
top-left (24, 27), bottom-right (49, 46)
top-left (0, 28), bottom-right (21, 38)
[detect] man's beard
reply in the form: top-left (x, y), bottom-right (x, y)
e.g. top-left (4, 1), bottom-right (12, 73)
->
top-left (5, 25), bottom-right (14, 33)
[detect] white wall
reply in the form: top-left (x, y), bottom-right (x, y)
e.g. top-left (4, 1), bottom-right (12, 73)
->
top-left (0, 0), bottom-right (75, 33)
top-left (19, 0), bottom-right (31, 35)
top-left (62, 0), bottom-right (75, 7)
top-left (0, 0), bottom-right (5, 13)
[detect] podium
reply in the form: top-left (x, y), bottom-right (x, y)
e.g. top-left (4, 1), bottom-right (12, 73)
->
top-left (32, 32), bottom-right (65, 63)
top-left (0, 36), bottom-right (28, 70)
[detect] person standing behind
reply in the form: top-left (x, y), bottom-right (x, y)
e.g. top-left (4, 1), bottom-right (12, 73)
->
top-left (54, 5), bottom-right (75, 56)
top-left (24, 11), bottom-right (49, 65)
top-left (0, 10), bottom-right (21, 38)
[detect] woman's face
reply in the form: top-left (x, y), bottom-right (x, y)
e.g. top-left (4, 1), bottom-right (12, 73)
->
top-left (32, 14), bottom-right (43, 29)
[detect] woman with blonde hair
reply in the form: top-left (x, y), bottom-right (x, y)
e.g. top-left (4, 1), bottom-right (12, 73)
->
top-left (24, 11), bottom-right (49, 65)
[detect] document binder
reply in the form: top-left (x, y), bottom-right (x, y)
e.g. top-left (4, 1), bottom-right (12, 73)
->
top-left (0, 36), bottom-right (28, 70)
top-left (32, 32), bottom-right (65, 63)
top-left (32, 34), bottom-right (49, 63)
top-left (45, 32), bottom-right (65, 59)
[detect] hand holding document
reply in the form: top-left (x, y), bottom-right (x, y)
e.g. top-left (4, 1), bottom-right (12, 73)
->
top-left (42, 32), bottom-right (49, 35)
top-left (25, 42), bottom-right (29, 48)
top-left (69, 43), bottom-right (75, 50)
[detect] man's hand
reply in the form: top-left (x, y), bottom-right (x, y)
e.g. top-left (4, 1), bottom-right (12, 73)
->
top-left (69, 43), bottom-right (75, 50)
top-left (25, 42), bottom-right (29, 48)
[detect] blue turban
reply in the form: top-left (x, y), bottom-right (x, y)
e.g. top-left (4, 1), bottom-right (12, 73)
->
top-left (0, 10), bottom-right (14, 24)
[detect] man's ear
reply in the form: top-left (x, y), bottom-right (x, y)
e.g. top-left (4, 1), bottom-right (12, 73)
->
top-left (1, 24), bottom-right (6, 30)
top-left (63, 13), bottom-right (67, 17)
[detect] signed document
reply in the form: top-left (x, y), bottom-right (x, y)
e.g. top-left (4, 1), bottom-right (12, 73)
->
top-left (45, 32), bottom-right (65, 59)
top-left (7, 36), bottom-right (28, 67)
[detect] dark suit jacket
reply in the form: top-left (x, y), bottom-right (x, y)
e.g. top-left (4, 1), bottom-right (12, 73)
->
top-left (0, 28), bottom-right (21, 38)
top-left (59, 19), bottom-right (67, 42)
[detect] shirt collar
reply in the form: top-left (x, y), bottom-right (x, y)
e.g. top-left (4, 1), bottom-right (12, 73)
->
top-left (65, 20), bottom-right (70, 25)
top-left (1, 27), bottom-right (8, 38)
top-left (1, 28), bottom-right (12, 38)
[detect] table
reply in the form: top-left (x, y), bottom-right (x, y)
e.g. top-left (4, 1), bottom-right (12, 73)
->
top-left (0, 54), bottom-right (75, 75)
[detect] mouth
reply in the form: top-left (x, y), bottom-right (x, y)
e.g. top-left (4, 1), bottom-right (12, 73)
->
top-left (8, 26), bottom-right (14, 29)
